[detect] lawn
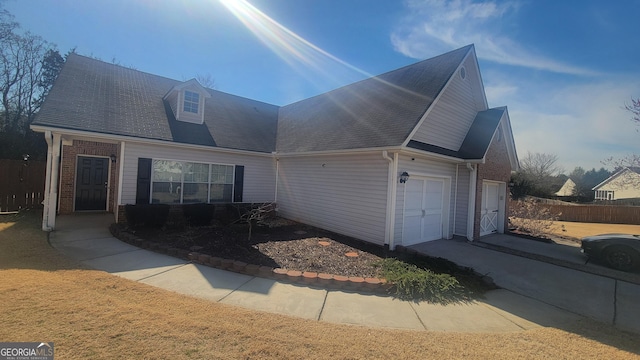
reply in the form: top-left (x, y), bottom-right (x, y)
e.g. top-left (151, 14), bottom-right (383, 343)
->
top-left (1, 211), bottom-right (639, 359)
top-left (550, 221), bottom-right (640, 243)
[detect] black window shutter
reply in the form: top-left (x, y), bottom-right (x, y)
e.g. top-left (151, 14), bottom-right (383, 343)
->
top-left (136, 158), bottom-right (152, 204)
top-left (233, 165), bottom-right (244, 203)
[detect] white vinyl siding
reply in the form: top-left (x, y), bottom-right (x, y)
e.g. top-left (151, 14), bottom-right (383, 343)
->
top-left (276, 153), bottom-right (389, 246)
top-left (120, 142), bottom-right (276, 205)
top-left (594, 170), bottom-right (640, 200)
top-left (411, 56), bottom-right (486, 150)
top-left (393, 154), bottom-right (459, 246)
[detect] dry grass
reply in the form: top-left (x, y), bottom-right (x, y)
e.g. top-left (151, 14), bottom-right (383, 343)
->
top-left (1, 211), bottom-right (639, 359)
top-left (550, 221), bottom-right (640, 241)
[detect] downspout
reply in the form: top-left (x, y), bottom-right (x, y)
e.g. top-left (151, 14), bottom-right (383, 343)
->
top-left (382, 151), bottom-right (393, 247)
top-left (41, 131), bottom-right (53, 231)
top-left (274, 157), bottom-right (279, 206)
top-left (453, 164), bottom-right (459, 236)
top-left (466, 162), bottom-right (477, 241)
top-left (115, 141), bottom-right (126, 223)
top-left (389, 152), bottom-right (400, 250)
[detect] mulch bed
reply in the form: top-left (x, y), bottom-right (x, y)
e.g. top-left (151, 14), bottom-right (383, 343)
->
top-left (123, 217), bottom-right (493, 297)
top-left (127, 218), bottom-right (388, 278)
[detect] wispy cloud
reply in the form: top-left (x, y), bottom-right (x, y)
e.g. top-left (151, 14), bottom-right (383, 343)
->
top-left (502, 78), bottom-right (640, 170)
top-left (391, 0), bottom-right (598, 76)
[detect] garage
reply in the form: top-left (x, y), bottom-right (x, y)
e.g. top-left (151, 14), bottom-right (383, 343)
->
top-left (402, 176), bottom-right (450, 246)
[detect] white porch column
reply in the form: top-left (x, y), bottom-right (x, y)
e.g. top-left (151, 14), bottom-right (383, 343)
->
top-left (41, 131), bottom-right (53, 231)
top-left (43, 133), bottom-right (62, 231)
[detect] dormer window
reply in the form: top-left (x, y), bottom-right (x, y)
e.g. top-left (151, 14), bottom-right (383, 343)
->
top-left (164, 79), bottom-right (211, 124)
top-left (183, 91), bottom-right (200, 114)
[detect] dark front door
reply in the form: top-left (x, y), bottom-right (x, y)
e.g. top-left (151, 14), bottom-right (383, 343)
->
top-left (75, 156), bottom-right (109, 211)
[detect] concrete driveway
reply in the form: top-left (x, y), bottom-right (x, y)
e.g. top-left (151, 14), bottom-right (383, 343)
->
top-left (410, 234), bottom-right (640, 334)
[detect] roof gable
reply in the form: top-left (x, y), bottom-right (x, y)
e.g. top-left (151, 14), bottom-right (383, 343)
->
top-left (164, 78), bottom-right (212, 98)
top-left (407, 106), bottom-right (519, 170)
top-left (276, 45), bottom-right (473, 152)
top-left (555, 178), bottom-right (576, 196)
top-left (592, 167), bottom-right (640, 190)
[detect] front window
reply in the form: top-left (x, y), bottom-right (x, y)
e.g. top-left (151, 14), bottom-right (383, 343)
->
top-left (183, 90), bottom-right (200, 114)
top-left (152, 160), bottom-right (182, 204)
top-left (183, 162), bottom-right (209, 203)
top-left (151, 159), bottom-right (234, 204)
top-left (210, 164), bottom-right (234, 202)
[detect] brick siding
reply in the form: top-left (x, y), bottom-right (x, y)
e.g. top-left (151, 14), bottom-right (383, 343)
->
top-left (59, 140), bottom-right (119, 214)
top-left (473, 131), bottom-right (513, 239)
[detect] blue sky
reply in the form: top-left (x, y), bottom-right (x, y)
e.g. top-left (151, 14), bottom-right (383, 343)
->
top-left (6, 0), bottom-right (640, 172)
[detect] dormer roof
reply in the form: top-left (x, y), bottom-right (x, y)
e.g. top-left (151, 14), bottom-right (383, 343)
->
top-left (163, 78), bottom-right (212, 99)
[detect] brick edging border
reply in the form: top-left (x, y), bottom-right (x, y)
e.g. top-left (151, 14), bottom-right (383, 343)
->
top-left (109, 224), bottom-right (393, 294)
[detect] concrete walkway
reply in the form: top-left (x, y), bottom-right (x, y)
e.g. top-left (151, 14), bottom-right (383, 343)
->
top-left (49, 214), bottom-right (584, 332)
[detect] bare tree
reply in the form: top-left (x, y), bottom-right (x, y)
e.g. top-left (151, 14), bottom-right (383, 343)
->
top-left (195, 73), bottom-right (215, 89)
top-left (520, 152), bottom-right (564, 180)
top-left (0, 9), bottom-right (57, 132)
top-left (515, 152), bottom-right (565, 197)
top-left (625, 97), bottom-right (640, 125)
top-left (0, 5), bottom-right (63, 160)
top-left (603, 97), bottom-right (640, 171)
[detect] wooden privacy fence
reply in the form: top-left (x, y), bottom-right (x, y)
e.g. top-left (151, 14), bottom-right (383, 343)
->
top-left (538, 204), bottom-right (640, 225)
top-left (0, 159), bottom-right (46, 213)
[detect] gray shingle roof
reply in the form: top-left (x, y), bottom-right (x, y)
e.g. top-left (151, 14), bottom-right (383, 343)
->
top-left (276, 45), bottom-right (472, 152)
top-left (34, 54), bottom-right (279, 153)
top-left (34, 46), bottom-right (486, 157)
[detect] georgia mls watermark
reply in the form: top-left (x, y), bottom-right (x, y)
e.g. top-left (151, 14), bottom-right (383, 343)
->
top-left (0, 342), bottom-right (54, 360)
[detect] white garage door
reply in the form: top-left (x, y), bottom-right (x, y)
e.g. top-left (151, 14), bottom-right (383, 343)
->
top-left (403, 177), bottom-right (445, 246)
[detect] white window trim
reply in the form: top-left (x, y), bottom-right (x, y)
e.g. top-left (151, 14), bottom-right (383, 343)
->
top-left (150, 158), bottom-right (236, 204)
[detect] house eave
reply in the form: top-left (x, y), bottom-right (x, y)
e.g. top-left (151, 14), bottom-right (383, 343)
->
top-left (30, 124), bottom-right (275, 158)
top-left (274, 146), bottom-right (404, 158)
top-left (400, 146), bottom-right (472, 163)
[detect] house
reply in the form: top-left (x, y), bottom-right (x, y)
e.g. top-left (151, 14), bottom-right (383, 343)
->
top-left (592, 167), bottom-right (640, 200)
top-left (31, 44), bottom-right (518, 249)
top-left (555, 178), bottom-right (576, 197)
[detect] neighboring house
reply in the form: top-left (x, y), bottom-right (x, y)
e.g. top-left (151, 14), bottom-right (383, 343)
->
top-left (31, 45), bottom-right (518, 249)
top-left (592, 167), bottom-right (640, 201)
top-left (555, 178), bottom-right (576, 197)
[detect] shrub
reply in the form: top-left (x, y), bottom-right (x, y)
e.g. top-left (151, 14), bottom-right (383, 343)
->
top-left (509, 197), bottom-right (560, 238)
top-left (375, 258), bottom-right (462, 303)
top-left (182, 203), bottom-right (215, 227)
top-left (125, 204), bottom-right (170, 228)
